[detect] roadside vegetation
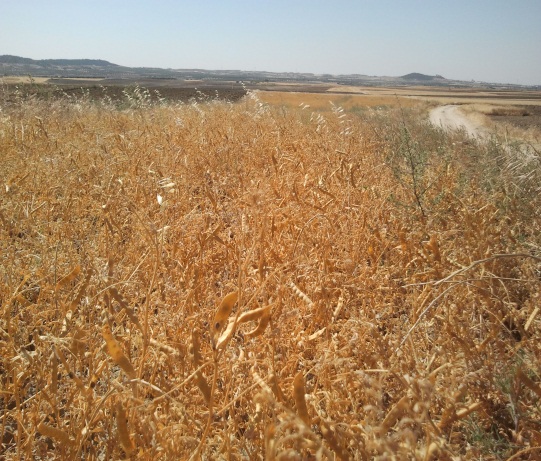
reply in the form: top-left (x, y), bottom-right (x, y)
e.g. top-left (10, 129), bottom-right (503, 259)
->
top-left (1, 87), bottom-right (540, 460)
top-left (461, 103), bottom-right (541, 151)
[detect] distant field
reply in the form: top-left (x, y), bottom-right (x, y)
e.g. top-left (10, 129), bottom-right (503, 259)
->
top-left (0, 78), bottom-right (248, 104)
top-left (2, 76), bottom-right (539, 140)
top-left (50, 77), bottom-right (106, 82)
top-left (0, 76), bottom-right (50, 84)
top-left (3, 76), bottom-right (540, 107)
top-left (256, 90), bottom-right (420, 111)
top-left (326, 85), bottom-right (541, 106)
top-left (256, 86), bottom-right (541, 145)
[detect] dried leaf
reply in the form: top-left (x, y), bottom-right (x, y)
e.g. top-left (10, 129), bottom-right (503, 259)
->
top-left (192, 329), bottom-right (203, 367)
top-left (427, 234), bottom-right (441, 263)
top-left (53, 345), bottom-right (86, 392)
top-left (529, 429), bottom-right (541, 446)
top-left (68, 268), bottom-right (92, 312)
top-left (190, 328), bottom-right (211, 401)
top-left (89, 360), bottom-right (107, 390)
top-left (270, 374), bottom-right (285, 402)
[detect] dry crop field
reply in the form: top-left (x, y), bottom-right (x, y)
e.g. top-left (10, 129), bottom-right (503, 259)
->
top-left (322, 86), bottom-right (541, 106)
top-left (255, 87), bottom-right (541, 145)
top-left (255, 91), bottom-right (420, 113)
top-left (1, 88), bottom-right (541, 460)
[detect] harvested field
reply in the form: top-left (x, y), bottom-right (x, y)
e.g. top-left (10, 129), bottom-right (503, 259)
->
top-left (326, 85), bottom-right (541, 106)
top-left (480, 104), bottom-right (541, 131)
top-left (0, 76), bottom-right (50, 84)
top-left (256, 90), bottom-right (420, 112)
top-left (0, 79), bottom-right (248, 105)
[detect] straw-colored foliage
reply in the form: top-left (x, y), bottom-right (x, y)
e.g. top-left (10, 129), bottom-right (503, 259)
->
top-left (1, 89), bottom-right (540, 460)
top-left (256, 91), bottom-right (419, 112)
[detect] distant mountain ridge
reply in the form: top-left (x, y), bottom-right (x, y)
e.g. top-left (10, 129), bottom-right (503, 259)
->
top-left (0, 54), bottom-right (179, 79)
top-left (0, 55), bottom-right (118, 67)
top-left (1, 55), bottom-right (534, 88)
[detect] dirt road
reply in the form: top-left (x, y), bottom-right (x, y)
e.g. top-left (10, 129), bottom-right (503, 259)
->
top-left (429, 105), bottom-right (488, 139)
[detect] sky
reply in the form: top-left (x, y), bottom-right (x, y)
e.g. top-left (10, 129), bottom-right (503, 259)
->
top-left (1, 0), bottom-right (540, 86)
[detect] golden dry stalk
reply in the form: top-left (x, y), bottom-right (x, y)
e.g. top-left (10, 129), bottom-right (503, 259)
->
top-left (1, 89), bottom-right (539, 460)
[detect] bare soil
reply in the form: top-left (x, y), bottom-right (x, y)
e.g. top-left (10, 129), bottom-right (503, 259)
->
top-left (1, 79), bottom-right (248, 104)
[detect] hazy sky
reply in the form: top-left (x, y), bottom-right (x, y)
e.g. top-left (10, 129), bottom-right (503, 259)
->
top-left (2, 1), bottom-right (540, 85)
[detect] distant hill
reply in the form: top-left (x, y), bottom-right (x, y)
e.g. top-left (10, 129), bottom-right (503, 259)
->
top-left (0, 55), bottom-right (36, 64)
top-left (0, 55), bottom-right (118, 67)
top-left (1, 55), bottom-right (532, 89)
top-left (401, 73), bottom-right (445, 81)
top-left (0, 54), bottom-right (178, 79)
top-left (41, 58), bottom-right (119, 67)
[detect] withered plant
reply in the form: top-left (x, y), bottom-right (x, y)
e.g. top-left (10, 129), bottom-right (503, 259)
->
top-left (1, 89), bottom-right (540, 460)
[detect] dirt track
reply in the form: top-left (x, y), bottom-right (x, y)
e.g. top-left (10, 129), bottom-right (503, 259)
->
top-left (429, 105), bottom-right (488, 138)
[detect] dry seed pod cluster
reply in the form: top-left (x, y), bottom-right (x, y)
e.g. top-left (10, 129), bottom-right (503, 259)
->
top-left (0, 90), bottom-right (539, 460)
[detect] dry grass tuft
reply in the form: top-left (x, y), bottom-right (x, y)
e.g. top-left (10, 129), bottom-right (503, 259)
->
top-left (1, 90), bottom-right (540, 460)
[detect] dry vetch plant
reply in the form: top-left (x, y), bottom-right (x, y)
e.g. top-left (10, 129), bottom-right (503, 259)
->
top-left (1, 90), bottom-right (540, 460)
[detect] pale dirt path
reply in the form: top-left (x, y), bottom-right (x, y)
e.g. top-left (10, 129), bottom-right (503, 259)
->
top-left (430, 105), bottom-right (541, 162)
top-left (429, 105), bottom-right (489, 139)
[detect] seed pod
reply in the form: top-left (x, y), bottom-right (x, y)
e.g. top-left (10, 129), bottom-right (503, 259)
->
top-left (55, 265), bottom-right (81, 291)
top-left (517, 367), bottom-right (541, 398)
top-left (190, 329), bottom-right (211, 402)
top-left (196, 372), bottom-right (212, 403)
top-left (216, 304), bottom-right (273, 350)
top-left (378, 395), bottom-right (410, 435)
top-left (102, 324), bottom-right (136, 379)
top-left (320, 420), bottom-right (350, 460)
top-left (293, 372), bottom-right (311, 426)
top-left (108, 287), bottom-right (142, 332)
top-left (115, 401), bottom-right (135, 455)
top-left (37, 422), bottom-right (72, 446)
top-left (212, 291), bottom-right (238, 340)
top-left (244, 305), bottom-right (272, 339)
